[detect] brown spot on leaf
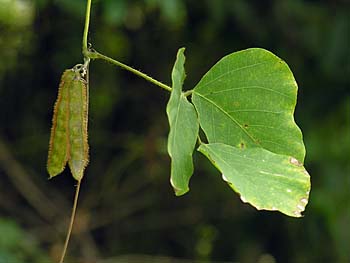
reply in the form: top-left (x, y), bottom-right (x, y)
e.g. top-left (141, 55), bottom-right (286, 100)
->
top-left (300, 198), bottom-right (308, 205)
top-left (293, 210), bottom-right (302, 217)
top-left (233, 101), bottom-right (240, 107)
top-left (290, 157), bottom-right (302, 166)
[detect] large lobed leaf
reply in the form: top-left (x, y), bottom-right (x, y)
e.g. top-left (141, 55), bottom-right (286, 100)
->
top-left (192, 48), bottom-right (305, 163)
top-left (191, 48), bottom-right (311, 216)
top-left (166, 48), bottom-right (199, 196)
top-left (198, 143), bottom-right (310, 217)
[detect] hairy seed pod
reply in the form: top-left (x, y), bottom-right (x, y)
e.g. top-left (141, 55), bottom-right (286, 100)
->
top-left (68, 64), bottom-right (89, 181)
top-left (47, 70), bottom-right (71, 177)
top-left (47, 65), bottom-right (89, 181)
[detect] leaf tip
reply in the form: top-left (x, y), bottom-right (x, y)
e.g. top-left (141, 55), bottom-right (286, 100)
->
top-left (174, 189), bottom-right (189, 196)
top-left (178, 47), bottom-right (186, 54)
top-left (170, 177), bottom-right (189, 196)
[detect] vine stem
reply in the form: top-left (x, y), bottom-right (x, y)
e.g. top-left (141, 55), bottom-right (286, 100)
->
top-left (87, 50), bottom-right (172, 92)
top-left (81, 0), bottom-right (172, 92)
top-left (59, 180), bottom-right (82, 263)
top-left (82, 0), bottom-right (91, 55)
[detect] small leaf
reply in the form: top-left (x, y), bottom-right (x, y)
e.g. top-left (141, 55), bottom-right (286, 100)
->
top-left (192, 48), bottom-right (305, 163)
top-left (198, 143), bottom-right (310, 217)
top-left (166, 48), bottom-right (199, 196)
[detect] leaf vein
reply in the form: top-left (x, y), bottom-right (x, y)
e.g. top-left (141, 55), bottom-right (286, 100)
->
top-left (202, 85), bottom-right (293, 100)
top-left (198, 62), bottom-right (269, 90)
top-left (194, 93), bottom-right (258, 145)
top-left (227, 109), bottom-right (284, 114)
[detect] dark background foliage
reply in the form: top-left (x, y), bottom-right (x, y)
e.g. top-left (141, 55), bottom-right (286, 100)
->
top-left (0, 0), bottom-right (349, 262)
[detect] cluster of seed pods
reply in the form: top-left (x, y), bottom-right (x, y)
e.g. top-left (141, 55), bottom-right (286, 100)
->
top-left (47, 64), bottom-right (89, 181)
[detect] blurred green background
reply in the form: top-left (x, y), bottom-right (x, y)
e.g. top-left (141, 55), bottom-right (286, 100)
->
top-left (0, 0), bottom-right (349, 262)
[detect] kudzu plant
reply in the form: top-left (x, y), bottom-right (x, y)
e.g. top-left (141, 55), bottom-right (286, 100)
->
top-left (48, 0), bottom-right (311, 262)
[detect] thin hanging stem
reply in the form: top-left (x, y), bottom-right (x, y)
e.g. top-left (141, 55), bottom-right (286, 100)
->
top-left (58, 1), bottom-right (89, 260)
top-left (59, 180), bottom-right (82, 263)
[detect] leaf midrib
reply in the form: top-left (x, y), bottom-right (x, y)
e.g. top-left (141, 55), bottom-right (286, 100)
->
top-left (193, 92), bottom-right (259, 145)
top-left (169, 94), bottom-right (191, 187)
top-left (201, 85), bottom-right (294, 101)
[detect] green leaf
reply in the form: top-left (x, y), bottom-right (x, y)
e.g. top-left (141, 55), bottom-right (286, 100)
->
top-left (198, 143), bottom-right (310, 217)
top-left (166, 48), bottom-right (199, 196)
top-left (192, 48), bottom-right (305, 163)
